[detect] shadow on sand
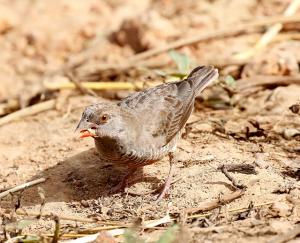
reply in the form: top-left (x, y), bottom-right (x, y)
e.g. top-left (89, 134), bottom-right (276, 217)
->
top-left (21, 148), bottom-right (160, 206)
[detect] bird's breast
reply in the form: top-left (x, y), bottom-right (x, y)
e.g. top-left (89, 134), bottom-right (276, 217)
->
top-left (94, 135), bottom-right (179, 168)
top-left (94, 137), bottom-right (123, 161)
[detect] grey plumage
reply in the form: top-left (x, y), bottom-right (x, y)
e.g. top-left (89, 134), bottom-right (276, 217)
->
top-left (76, 65), bottom-right (219, 169)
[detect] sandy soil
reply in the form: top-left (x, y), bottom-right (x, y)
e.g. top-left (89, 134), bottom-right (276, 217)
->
top-left (0, 1), bottom-right (300, 242)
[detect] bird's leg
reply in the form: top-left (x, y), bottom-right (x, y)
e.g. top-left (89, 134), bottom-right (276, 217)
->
top-left (110, 168), bottom-right (137, 194)
top-left (156, 152), bottom-right (175, 201)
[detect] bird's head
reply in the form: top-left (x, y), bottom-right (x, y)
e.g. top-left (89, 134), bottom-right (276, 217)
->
top-left (75, 103), bottom-right (126, 139)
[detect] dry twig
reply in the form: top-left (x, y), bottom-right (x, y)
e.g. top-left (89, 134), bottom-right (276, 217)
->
top-left (0, 178), bottom-right (46, 199)
top-left (0, 100), bottom-right (56, 127)
top-left (129, 15), bottom-right (300, 62)
top-left (220, 165), bottom-right (246, 190)
top-left (185, 189), bottom-right (245, 214)
top-left (237, 75), bottom-right (300, 91)
top-left (187, 201), bottom-right (273, 219)
top-left (65, 71), bottom-right (98, 97)
top-left (235, 0), bottom-right (300, 60)
top-left (16, 209), bottom-right (124, 225)
top-left (218, 164), bottom-right (256, 175)
top-left (44, 80), bottom-right (163, 91)
top-left (52, 215), bottom-right (60, 243)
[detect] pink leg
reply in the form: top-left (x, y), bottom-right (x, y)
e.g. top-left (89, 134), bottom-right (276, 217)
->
top-left (156, 153), bottom-right (175, 202)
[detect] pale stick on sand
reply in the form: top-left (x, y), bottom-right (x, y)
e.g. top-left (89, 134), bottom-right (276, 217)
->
top-left (0, 100), bottom-right (56, 127)
top-left (62, 214), bottom-right (172, 243)
top-left (0, 178), bottom-right (46, 199)
top-left (234, 0), bottom-right (300, 60)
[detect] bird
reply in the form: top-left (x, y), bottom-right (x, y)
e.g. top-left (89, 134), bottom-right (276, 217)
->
top-left (76, 65), bottom-right (219, 200)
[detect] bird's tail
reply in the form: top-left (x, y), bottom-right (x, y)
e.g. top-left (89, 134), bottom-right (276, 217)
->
top-left (187, 65), bottom-right (219, 93)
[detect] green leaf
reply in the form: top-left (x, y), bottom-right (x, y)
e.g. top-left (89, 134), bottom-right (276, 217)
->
top-left (16, 219), bottom-right (35, 231)
top-left (157, 224), bottom-right (179, 243)
top-left (5, 219), bottom-right (35, 232)
top-left (168, 50), bottom-right (190, 75)
top-left (123, 229), bottom-right (145, 243)
top-left (225, 75), bottom-right (236, 86)
top-left (20, 235), bottom-right (42, 243)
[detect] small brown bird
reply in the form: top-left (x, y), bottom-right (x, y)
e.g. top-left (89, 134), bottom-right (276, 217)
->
top-left (76, 65), bottom-right (218, 200)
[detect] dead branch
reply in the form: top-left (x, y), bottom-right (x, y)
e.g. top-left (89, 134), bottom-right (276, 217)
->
top-left (52, 215), bottom-right (60, 243)
top-left (220, 165), bottom-right (246, 190)
top-left (0, 178), bottom-right (46, 199)
top-left (187, 201), bottom-right (273, 220)
top-left (235, 0), bottom-right (300, 60)
top-left (185, 189), bottom-right (245, 214)
top-left (237, 75), bottom-right (300, 91)
top-left (218, 164), bottom-right (257, 175)
top-left (0, 100), bottom-right (56, 127)
top-left (65, 71), bottom-right (98, 97)
top-left (44, 80), bottom-right (163, 91)
top-left (15, 209), bottom-right (124, 225)
top-left (129, 15), bottom-right (300, 62)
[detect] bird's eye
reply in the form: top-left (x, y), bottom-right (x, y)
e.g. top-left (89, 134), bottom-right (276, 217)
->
top-left (100, 114), bottom-right (109, 123)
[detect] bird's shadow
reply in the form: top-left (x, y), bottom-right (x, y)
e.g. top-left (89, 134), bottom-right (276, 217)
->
top-left (21, 149), bottom-right (160, 207)
top-left (22, 149), bottom-right (124, 206)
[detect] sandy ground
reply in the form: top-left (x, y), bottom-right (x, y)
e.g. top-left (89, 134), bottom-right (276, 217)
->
top-left (0, 0), bottom-right (300, 242)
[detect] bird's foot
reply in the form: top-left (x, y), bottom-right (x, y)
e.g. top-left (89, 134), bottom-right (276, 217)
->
top-left (155, 153), bottom-right (175, 202)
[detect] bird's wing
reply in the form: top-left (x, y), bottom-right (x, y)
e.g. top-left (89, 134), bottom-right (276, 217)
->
top-left (118, 66), bottom-right (218, 145)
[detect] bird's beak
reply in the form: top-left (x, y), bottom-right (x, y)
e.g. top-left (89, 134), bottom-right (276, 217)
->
top-left (75, 119), bottom-right (97, 138)
top-left (79, 129), bottom-right (96, 138)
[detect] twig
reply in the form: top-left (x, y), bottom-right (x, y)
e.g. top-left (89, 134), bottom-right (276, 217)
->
top-left (220, 165), bottom-right (246, 190)
top-left (65, 71), bottom-right (98, 97)
top-left (218, 164), bottom-right (256, 175)
top-left (79, 225), bottom-right (125, 233)
top-left (187, 201), bottom-right (273, 219)
top-left (44, 80), bottom-right (163, 91)
top-left (128, 15), bottom-right (300, 62)
top-left (37, 187), bottom-right (46, 219)
top-left (196, 31), bottom-right (300, 70)
top-left (52, 215), bottom-right (60, 243)
top-left (268, 224), bottom-right (300, 243)
top-left (237, 75), bottom-right (300, 91)
top-left (62, 214), bottom-right (172, 243)
top-left (185, 189), bottom-right (245, 214)
top-left (16, 209), bottom-right (123, 224)
top-left (234, 0), bottom-right (300, 60)
top-left (0, 178), bottom-right (46, 199)
top-left (27, 233), bottom-right (91, 238)
top-left (0, 100), bottom-right (56, 127)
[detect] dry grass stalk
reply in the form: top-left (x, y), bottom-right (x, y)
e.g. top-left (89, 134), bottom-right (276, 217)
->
top-left (0, 178), bottom-right (46, 199)
top-left (0, 100), bottom-right (56, 127)
top-left (129, 14), bottom-right (300, 62)
top-left (237, 75), bottom-right (300, 91)
top-left (44, 80), bottom-right (164, 91)
top-left (234, 0), bottom-right (300, 60)
top-left (185, 190), bottom-right (245, 214)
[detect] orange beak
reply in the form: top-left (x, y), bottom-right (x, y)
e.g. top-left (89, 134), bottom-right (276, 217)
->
top-left (79, 129), bottom-right (96, 138)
